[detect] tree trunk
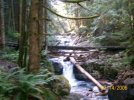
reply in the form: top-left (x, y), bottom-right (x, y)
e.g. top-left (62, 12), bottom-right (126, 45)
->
top-left (0, 0), bottom-right (5, 49)
top-left (18, 0), bottom-right (29, 68)
top-left (44, 0), bottom-right (47, 50)
top-left (28, 0), bottom-right (43, 73)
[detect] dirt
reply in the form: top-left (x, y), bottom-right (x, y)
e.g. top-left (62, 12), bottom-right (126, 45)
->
top-left (0, 59), bottom-right (18, 71)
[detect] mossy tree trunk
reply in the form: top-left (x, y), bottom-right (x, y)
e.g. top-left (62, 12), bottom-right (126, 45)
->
top-left (18, 0), bottom-right (30, 68)
top-left (0, 0), bottom-right (5, 49)
top-left (44, 0), bottom-right (47, 50)
top-left (28, 0), bottom-right (44, 73)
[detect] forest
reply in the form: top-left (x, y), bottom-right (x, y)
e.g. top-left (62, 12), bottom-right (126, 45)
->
top-left (0, 0), bottom-right (134, 100)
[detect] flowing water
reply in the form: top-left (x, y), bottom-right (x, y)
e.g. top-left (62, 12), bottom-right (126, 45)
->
top-left (50, 57), bottom-right (109, 100)
top-left (49, 36), bottom-right (109, 99)
top-left (61, 60), bottom-right (78, 87)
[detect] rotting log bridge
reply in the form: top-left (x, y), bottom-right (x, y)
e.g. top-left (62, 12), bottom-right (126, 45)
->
top-left (47, 45), bottom-right (127, 51)
top-left (7, 42), bottom-right (127, 51)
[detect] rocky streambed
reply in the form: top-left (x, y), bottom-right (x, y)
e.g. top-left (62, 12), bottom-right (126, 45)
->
top-left (50, 50), bottom-right (134, 100)
top-left (50, 57), bottom-right (109, 100)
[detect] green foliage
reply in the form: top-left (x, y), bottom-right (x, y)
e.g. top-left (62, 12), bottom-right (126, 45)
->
top-left (95, 32), bottom-right (127, 46)
top-left (6, 28), bottom-right (20, 42)
top-left (0, 67), bottom-right (58, 100)
top-left (41, 51), bottom-right (55, 73)
top-left (0, 49), bottom-right (18, 63)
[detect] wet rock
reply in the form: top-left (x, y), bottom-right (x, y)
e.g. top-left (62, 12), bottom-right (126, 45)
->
top-left (51, 62), bottom-right (63, 75)
top-left (108, 70), bottom-right (134, 100)
top-left (51, 75), bottom-right (71, 96)
top-left (108, 86), bottom-right (134, 100)
top-left (62, 93), bottom-right (84, 100)
top-left (92, 86), bottom-right (100, 93)
top-left (73, 60), bottom-right (103, 81)
top-left (73, 65), bottom-right (89, 81)
top-left (123, 78), bottom-right (134, 85)
top-left (74, 73), bottom-right (89, 81)
top-left (81, 93), bottom-right (108, 100)
top-left (82, 59), bottom-right (118, 80)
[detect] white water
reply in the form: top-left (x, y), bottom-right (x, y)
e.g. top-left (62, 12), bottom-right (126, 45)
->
top-left (50, 57), bottom-right (94, 87)
top-left (61, 60), bottom-right (78, 87)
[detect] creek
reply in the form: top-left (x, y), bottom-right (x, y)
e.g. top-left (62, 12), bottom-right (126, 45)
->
top-left (49, 35), bottom-right (109, 100)
top-left (50, 57), bottom-right (109, 100)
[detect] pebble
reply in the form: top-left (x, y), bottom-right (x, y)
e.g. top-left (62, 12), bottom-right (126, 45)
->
top-left (92, 86), bottom-right (100, 93)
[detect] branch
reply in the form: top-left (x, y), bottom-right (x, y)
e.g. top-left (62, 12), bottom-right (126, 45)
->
top-left (59, 0), bottom-right (87, 3)
top-left (77, 3), bottom-right (91, 12)
top-left (43, 5), bottom-right (99, 20)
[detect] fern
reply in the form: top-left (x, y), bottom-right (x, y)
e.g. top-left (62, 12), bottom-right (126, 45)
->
top-left (0, 68), bottom-right (58, 100)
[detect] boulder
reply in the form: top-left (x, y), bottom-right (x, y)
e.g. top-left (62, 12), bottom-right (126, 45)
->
top-left (73, 65), bottom-right (89, 81)
top-left (108, 71), bottom-right (134, 100)
top-left (123, 78), bottom-right (134, 86)
top-left (108, 85), bottom-right (134, 100)
top-left (51, 75), bottom-right (71, 96)
top-left (62, 93), bottom-right (84, 100)
top-left (51, 62), bottom-right (63, 75)
top-left (73, 62), bottom-right (102, 81)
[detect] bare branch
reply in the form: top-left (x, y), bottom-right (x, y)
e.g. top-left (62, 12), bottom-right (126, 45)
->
top-left (59, 0), bottom-right (87, 3)
top-left (43, 5), bottom-right (99, 20)
top-left (77, 3), bottom-right (91, 12)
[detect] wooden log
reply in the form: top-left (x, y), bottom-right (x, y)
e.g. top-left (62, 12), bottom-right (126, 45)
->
top-left (69, 57), bottom-right (106, 92)
top-left (47, 46), bottom-right (127, 51)
top-left (6, 42), bottom-right (127, 51)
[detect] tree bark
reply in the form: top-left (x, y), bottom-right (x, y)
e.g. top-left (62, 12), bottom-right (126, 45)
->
top-left (0, 0), bottom-right (5, 49)
top-left (18, 0), bottom-right (26, 67)
top-left (43, 0), bottom-right (47, 50)
top-left (28, 0), bottom-right (42, 73)
top-left (18, 0), bottom-right (30, 68)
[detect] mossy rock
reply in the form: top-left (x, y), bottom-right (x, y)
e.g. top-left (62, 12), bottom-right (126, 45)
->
top-left (82, 63), bottom-right (118, 80)
top-left (62, 93), bottom-right (84, 100)
top-left (51, 75), bottom-right (71, 96)
top-left (102, 67), bottom-right (118, 80)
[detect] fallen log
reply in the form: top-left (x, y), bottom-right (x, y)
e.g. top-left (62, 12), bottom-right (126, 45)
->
top-left (48, 46), bottom-right (127, 51)
top-left (6, 42), bottom-right (127, 51)
top-left (69, 57), bottom-right (106, 92)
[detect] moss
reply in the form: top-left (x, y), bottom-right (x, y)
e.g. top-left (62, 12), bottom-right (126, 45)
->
top-left (82, 64), bottom-right (118, 80)
top-left (103, 67), bottom-right (118, 80)
top-left (51, 75), bottom-right (70, 96)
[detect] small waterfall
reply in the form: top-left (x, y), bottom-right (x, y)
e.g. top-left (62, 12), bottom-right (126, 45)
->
top-left (50, 57), bottom-right (93, 87)
top-left (61, 60), bottom-right (78, 87)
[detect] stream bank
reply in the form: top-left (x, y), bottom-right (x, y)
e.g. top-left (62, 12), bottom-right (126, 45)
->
top-left (49, 47), bottom-right (134, 100)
